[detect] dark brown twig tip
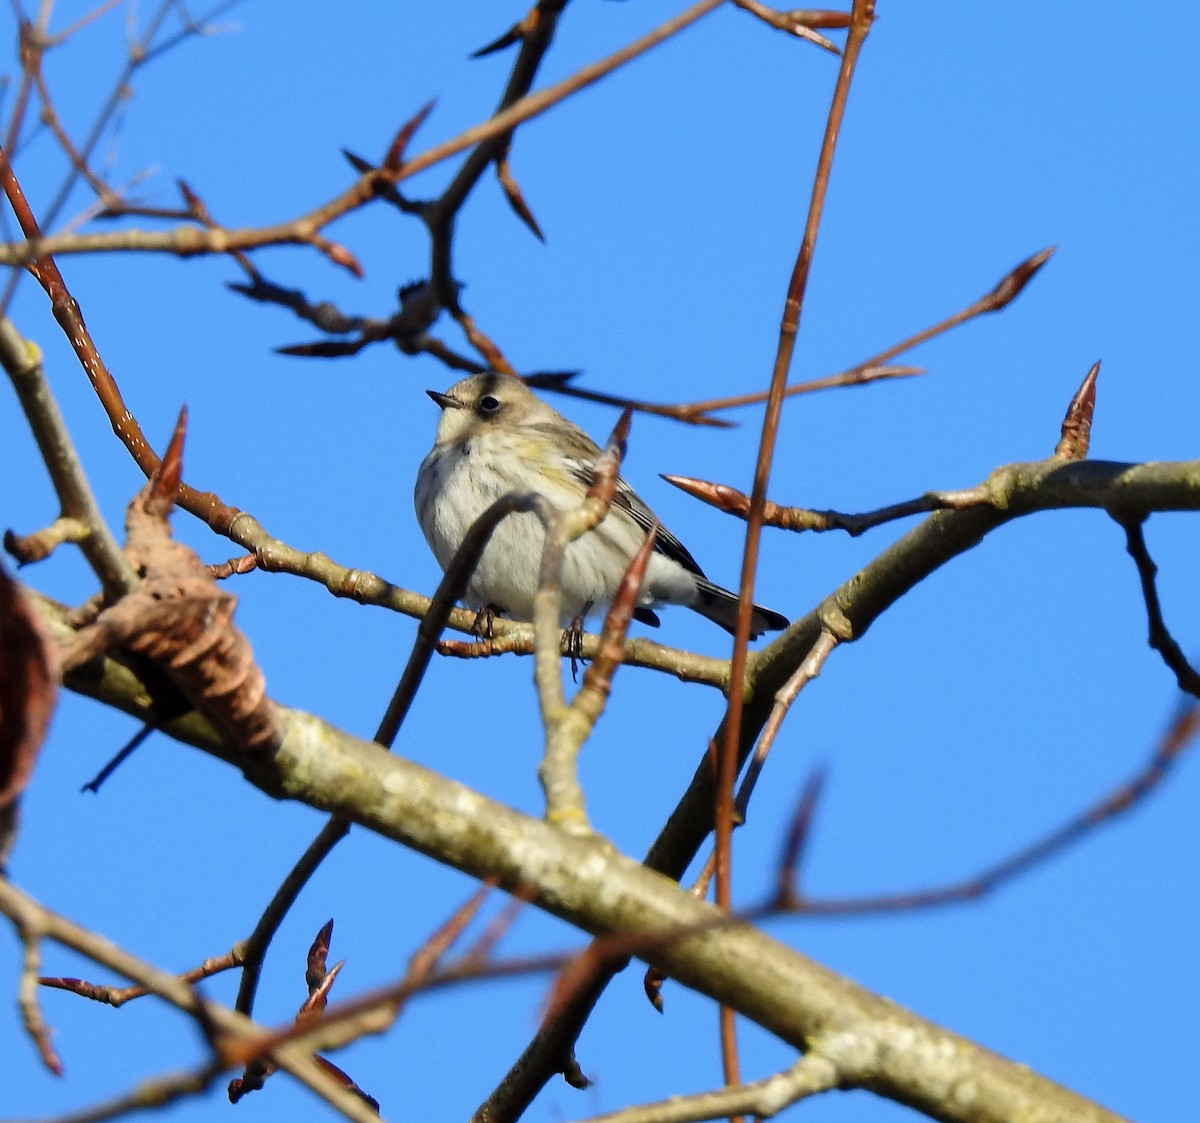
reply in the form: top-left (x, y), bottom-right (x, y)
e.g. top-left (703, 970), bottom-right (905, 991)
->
top-left (385, 99), bottom-right (437, 170)
top-left (986, 245), bottom-right (1056, 311)
top-left (275, 341), bottom-right (361, 358)
top-left (471, 23), bottom-right (526, 58)
top-left (1054, 360), bottom-right (1100, 460)
top-left (341, 149), bottom-right (374, 175)
top-left (1160, 702), bottom-right (1200, 759)
top-left (562, 1053), bottom-right (591, 1090)
top-left (522, 370), bottom-right (579, 389)
top-left (643, 965), bottom-right (667, 1013)
top-left (776, 766), bottom-right (828, 907)
top-left (1119, 517), bottom-right (1200, 699)
top-left (175, 179), bottom-right (208, 221)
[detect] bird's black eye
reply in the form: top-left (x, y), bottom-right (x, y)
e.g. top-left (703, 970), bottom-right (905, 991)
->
top-left (478, 394), bottom-right (501, 416)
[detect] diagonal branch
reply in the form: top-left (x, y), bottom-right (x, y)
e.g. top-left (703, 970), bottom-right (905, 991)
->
top-left (29, 588), bottom-right (1131, 1123)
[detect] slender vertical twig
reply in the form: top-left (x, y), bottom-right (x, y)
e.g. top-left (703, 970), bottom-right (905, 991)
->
top-left (713, 0), bottom-right (875, 1091)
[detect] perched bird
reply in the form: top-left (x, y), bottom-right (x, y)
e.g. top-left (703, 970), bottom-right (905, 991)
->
top-left (414, 373), bottom-right (789, 638)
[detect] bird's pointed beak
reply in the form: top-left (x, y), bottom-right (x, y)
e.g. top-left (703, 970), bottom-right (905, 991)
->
top-left (426, 390), bottom-right (462, 411)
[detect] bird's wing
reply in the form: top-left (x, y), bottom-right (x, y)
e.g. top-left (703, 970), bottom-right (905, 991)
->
top-left (565, 460), bottom-right (706, 578)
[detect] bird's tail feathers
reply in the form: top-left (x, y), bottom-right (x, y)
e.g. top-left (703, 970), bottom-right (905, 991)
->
top-left (692, 579), bottom-right (788, 638)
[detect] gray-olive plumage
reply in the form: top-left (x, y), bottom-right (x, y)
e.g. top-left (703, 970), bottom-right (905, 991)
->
top-left (415, 374), bottom-right (788, 637)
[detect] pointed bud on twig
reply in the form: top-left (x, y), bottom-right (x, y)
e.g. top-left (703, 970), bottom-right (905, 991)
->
top-left (522, 370), bottom-right (580, 389)
top-left (471, 23), bottom-right (527, 58)
top-left (146, 406), bottom-right (187, 516)
top-left (313, 237), bottom-right (363, 278)
top-left (587, 408), bottom-right (633, 504)
top-left (385, 99), bottom-right (437, 170)
top-left (1054, 360), bottom-right (1100, 460)
top-left (660, 475), bottom-right (752, 518)
top-left (342, 149), bottom-right (374, 175)
top-left (496, 156), bottom-right (545, 241)
top-left (605, 407), bottom-right (634, 466)
top-left (175, 178), bottom-right (212, 223)
top-left (306, 919), bottom-right (335, 992)
top-left (775, 766), bottom-right (827, 908)
top-left (983, 245), bottom-right (1056, 312)
top-left (275, 341), bottom-right (364, 358)
top-left (735, 2), bottom-right (841, 52)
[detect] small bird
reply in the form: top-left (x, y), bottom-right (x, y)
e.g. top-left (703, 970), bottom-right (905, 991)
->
top-left (414, 373), bottom-right (789, 638)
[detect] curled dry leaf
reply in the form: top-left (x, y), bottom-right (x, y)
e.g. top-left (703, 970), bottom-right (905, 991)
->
top-left (0, 565), bottom-right (60, 867)
top-left (63, 410), bottom-right (281, 755)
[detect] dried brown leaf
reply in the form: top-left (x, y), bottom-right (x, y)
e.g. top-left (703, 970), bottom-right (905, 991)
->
top-left (0, 566), bottom-right (60, 867)
top-left (63, 411), bottom-right (281, 755)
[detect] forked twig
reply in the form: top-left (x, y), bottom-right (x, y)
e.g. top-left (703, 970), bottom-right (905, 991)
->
top-left (41, 946), bottom-right (247, 1008)
top-left (679, 247), bottom-right (1054, 416)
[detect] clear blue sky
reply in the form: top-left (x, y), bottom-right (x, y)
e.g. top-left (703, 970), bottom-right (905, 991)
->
top-left (3, 3), bottom-right (1198, 1121)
